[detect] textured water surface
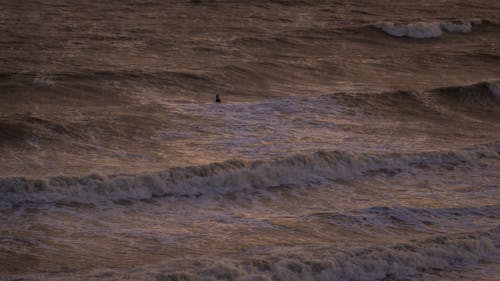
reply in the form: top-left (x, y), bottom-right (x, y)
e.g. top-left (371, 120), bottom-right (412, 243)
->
top-left (0, 1), bottom-right (499, 280)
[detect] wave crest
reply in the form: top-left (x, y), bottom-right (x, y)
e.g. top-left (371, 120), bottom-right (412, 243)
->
top-left (85, 226), bottom-right (500, 281)
top-left (373, 18), bottom-right (482, 38)
top-left (431, 81), bottom-right (500, 108)
top-left (1, 142), bottom-right (498, 205)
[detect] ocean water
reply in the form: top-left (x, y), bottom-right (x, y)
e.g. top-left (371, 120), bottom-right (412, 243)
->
top-left (1, 1), bottom-right (500, 280)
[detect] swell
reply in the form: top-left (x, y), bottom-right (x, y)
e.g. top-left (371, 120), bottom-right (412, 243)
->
top-left (0, 81), bottom-right (498, 150)
top-left (1, 141), bottom-right (498, 206)
top-left (0, 70), bottom-right (210, 88)
top-left (347, 82), bottom-right (500, 113)
top-left (3, 68), bottom-right (498, 105)
top-left (0, 64), bottom-right (305, 104)
top-left (323, 81), bottom-right (500, 121)
top-left (0, 114), bottom-right (90, 146)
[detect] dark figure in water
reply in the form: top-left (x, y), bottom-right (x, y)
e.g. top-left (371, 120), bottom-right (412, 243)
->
top-left (215, 94), bottom-right (221, 103)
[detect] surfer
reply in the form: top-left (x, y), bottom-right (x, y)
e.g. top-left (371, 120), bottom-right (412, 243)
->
top-left (215, 94), bottom-right (221, 103)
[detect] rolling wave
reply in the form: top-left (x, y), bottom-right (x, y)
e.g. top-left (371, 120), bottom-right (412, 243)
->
top-left (309, 205), bottom-right (500, 233)
top-left (335, 82), bottom-right (500, 114)
top-left (80, 226), bottom-right (500, 281)
top-left (431, 82), bottom-right (500, 109)
top-left (1, 142), bottom-right (498, 206)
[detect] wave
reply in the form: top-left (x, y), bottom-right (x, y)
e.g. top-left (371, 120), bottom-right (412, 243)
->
top-left (319, 81), bottom-right (500, 120)
top-left (75, 226), bottom-right (500, 281)
top-left (431, 81), bottom-right (500, 109)
top-left (1, 141), bottom-right (498, 206)
top-left (0, 114), bottom-right (89, 146)
top-left (339, 81), bottom-right (500, 113)
top-left (472, 52), bottom-right (500, 62)
top-left (489, 83), bottom-right (500, 99)
top-left (372, 18), bottom-right (482, 38)
top-left (0, 70), bottom-right (210, 87)
top-left (0, 81), bottom-right (498, 151)
top-left (309, 205), bottom-right (500, 233)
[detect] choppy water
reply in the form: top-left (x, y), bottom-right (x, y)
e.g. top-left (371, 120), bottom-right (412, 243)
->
top-left (1, 1), bottom-right (499, 280)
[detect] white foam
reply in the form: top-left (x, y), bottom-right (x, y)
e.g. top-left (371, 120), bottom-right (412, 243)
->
top-left (488, 82), bottom-right (500, 100)
top-left (1, 142), bottom-right (498, 205)
top-left (373, 19), bottom-right (482, 38)
top-left (373, 21), bottom-right (442, 38)
top-left (440, 21), bottom-right (472, 33)
top-left (75, 226), bottom-right (500, 281)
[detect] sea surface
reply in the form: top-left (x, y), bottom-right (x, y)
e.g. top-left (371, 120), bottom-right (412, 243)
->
top-left (1, 1), bottom-right (500, 280)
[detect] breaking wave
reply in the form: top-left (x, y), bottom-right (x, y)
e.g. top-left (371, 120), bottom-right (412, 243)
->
top-left (373, 18), bottom-right (482, 38)
top-left (489, 82), bottom-right (500, 99)
top-left (1, 142), bottom-right (498, 206)
top-left (431, 81), bottom-right (500, 108)
top-left (85, 226), bottom-right (500, 281)
top-left (309, 205), bottom-right (500, 233)
top-left (339, 81), bottom-right (500, 113)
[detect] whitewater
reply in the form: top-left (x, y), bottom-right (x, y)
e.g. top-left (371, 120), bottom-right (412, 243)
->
top-left (1, 1), bottom-right (500, 280)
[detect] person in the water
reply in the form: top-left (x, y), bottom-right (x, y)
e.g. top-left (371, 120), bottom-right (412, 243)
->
top-left (215, 94), bottom-right (221, 103)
